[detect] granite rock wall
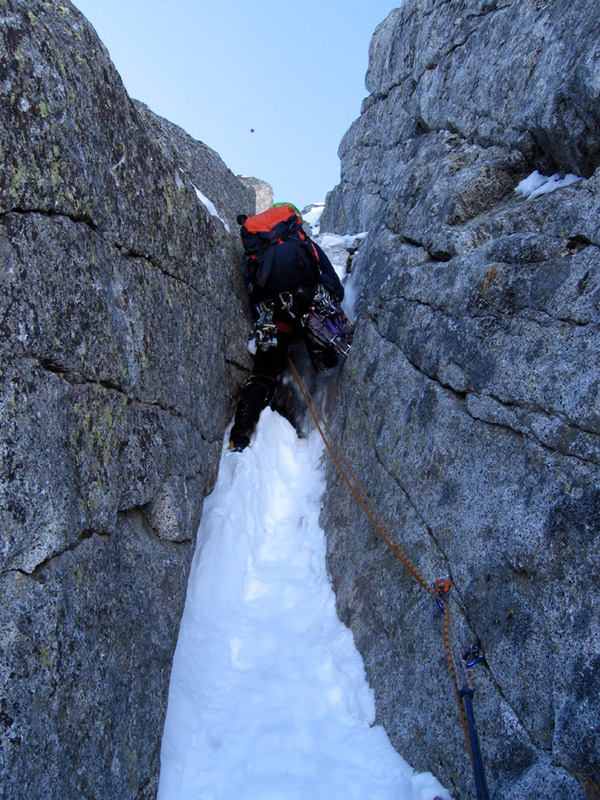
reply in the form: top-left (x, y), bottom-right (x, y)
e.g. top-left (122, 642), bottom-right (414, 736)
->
top-left (0, 1), bottom-right (254, 796)
top-left (320, 2), bottom-right (600, 798)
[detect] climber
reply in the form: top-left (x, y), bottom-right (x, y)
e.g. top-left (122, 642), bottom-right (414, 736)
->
top-left (229, 202), bottom-right (352, 452)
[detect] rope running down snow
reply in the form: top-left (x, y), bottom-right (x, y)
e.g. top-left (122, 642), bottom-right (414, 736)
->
top-left (287, 357), bottom-right (472, 757)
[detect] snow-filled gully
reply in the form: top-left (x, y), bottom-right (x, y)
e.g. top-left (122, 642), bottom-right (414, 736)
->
top-left (157, 409), bottom-right (449, 800)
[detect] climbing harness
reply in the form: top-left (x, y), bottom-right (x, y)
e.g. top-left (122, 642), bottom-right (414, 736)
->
top-left (288, 356), bottom-right (490, 800)
top-left (254, 287), bottom-right (354, 359)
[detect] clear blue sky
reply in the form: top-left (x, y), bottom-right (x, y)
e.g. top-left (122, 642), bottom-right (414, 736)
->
top-left (72, 0), bottom-right (397, 210)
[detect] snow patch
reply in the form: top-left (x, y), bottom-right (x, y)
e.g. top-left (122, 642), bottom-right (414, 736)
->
top-left (316, 231), bottom-right (369, 323)
top-left (191, 181), bottom-right (231, 232)
top-left (515, 170), bottom-right (581, 201)
top-left (302, 202), bottom-right (325, 234)
top-left (158, 409), bottom-right (449, 800)
top-left (319, 230), bottom-right (368, 254)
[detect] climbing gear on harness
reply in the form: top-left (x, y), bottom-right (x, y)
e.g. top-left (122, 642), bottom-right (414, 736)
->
top-left (278, 291), bottom-right (296, 317)
top-left (287, 356), bottom-right (490, 798)
top-left (302, 286), bottom-right (354, 358)
top-left (253, 302), bottom-right (278, 351)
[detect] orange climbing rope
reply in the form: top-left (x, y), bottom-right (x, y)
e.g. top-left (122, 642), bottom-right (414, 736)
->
top-left (287, 357), bottom-right (472, 756)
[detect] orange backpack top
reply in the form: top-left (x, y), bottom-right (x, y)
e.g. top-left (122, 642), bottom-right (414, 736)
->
top-left (243, 204), bottom-right (299, 235)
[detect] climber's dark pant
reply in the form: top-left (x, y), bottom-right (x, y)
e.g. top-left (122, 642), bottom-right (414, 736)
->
top-left (230, 317), bottom-right (338, 447)
top-left (230, 331), bottom-right (292, 447)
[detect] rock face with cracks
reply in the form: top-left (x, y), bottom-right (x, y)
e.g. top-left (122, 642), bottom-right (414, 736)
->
top-left (0, 1), bottom-right (254, 797)
top-left (320, 2), bottom-right (600, 799)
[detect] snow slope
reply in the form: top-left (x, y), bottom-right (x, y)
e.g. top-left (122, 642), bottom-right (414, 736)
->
top-left (158, 409), bottom-right (449, 800)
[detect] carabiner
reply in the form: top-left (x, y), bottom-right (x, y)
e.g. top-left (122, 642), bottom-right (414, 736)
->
top-left (466, 644), bottom-right (486, 668)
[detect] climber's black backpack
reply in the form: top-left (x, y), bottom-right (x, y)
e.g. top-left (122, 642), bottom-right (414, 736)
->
top-left (239, 204), bottom-right (320, 296)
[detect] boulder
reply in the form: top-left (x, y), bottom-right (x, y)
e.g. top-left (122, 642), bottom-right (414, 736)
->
top-left (237, 175), bottom-right (274, 214)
